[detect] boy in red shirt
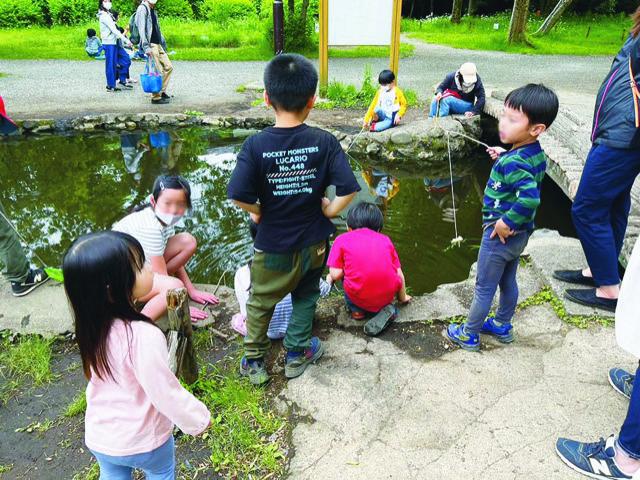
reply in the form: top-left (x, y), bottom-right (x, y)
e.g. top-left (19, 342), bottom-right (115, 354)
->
top-left (326, 202), bottom-right (411, 336)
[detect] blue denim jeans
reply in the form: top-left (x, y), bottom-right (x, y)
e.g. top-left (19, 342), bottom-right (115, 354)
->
top-left (572, 144), bottom-right (640, 286)
top-left (89, 436), bottom-right (175, 480)
top-left (429, 96), bottom-right (474, 117)
top-left (372, 107), bottom-right (397, 132)
top-left (465, 228), bottom-right (531, 334)
top-left (618, 366), bottom-right (640, 458)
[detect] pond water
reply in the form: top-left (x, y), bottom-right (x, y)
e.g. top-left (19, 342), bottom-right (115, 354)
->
top-left (0, 127), bottom-right (573, 295)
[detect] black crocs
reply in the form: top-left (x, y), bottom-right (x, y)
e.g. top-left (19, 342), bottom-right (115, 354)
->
top-left (565, 288), bottom-right (617, 313)
top-left (553, 270), bottom-right (596, 287)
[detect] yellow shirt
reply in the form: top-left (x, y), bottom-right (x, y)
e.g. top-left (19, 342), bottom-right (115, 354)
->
top-left (364, 86), bottom-right (408, 124)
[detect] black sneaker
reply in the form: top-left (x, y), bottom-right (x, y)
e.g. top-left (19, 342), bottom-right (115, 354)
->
top-left (161, 92), bottom-right (173, 99)
top-left (151, 97), bottom-right (170, 104)
top-left (553, 269), bottom-right (596, 287)
top-left (11, 268), bottom-right (50, 297)
top-left (119, 82), bottom-right (133, 90)
top-left (106, 86), bottom-right (121, 92)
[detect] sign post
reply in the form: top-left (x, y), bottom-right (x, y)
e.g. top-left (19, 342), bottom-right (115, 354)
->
top-left (319, 0), bottom-right (329, 95)
top-left (389, 0), bottom-right (402, 77)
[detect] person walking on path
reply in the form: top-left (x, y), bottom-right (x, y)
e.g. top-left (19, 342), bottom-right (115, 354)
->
top-left (135, 0), bottom-right (173, 105)
top-left (554, 7), bottom-right (640, 312)
top-left (428, 62), bottom-right (485, 118)
top-left (98, 0), bottom-right (133, 92)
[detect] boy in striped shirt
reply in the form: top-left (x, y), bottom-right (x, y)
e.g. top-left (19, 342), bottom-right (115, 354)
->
top-left (447, 84), bottom-right (559, 351)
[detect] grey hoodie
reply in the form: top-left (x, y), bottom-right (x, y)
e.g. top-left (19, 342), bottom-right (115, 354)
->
top-left (98, 10), bottom-right (129, 46)
top-left (135, 1), bottom-right (167, 53)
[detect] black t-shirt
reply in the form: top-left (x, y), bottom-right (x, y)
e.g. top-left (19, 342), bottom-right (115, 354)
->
top-left (227, 124), bottom-right (361, 253)
top-left (150, 9), bottom-right (162, 45)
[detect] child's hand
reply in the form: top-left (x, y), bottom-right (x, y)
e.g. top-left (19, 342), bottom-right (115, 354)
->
top-left (362, 120), bottom-right (370, 129)
top-left (250, 212), bottom-right (261, 225)
top-left (486, 146), bottom-right (506, 161)
top-left (490, 219), bottom-right (514, 244)
top-left (189, 306), bottom-right (208, 321)
top-left (398, 294), bottom-right (412, 305)
top-left (394, 115), bottom-right (401, 125)
top-left (464, 111), bottom-right (475, 118)
top-left (189, 288), bottom-right (220, 306)
top-left (435, 92), bottom-right (443, 101)
top-left (325, 272), bottom-right (333, 285)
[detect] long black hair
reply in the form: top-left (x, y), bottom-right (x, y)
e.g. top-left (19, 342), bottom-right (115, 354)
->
top-left (63, 231), bottom-right (153, 381)
top-left (133, 174), bottom-right (193, 212)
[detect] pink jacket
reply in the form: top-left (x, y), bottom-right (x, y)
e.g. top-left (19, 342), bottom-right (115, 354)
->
top-left (84, 319), bottom-right (210, 456)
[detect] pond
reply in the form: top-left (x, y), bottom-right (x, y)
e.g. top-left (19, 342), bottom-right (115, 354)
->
top-left (0, 126), bottom-right (574, 295)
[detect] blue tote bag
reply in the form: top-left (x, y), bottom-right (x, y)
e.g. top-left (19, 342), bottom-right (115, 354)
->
top-left (140, 57), bottom-right (162, 94)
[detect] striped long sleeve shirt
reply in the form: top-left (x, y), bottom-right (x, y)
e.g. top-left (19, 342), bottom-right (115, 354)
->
top-left (482, 141), bottom-right (547, 232)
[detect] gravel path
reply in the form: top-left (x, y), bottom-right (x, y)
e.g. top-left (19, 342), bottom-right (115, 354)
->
top-left (0, 37), bottom-right (613, 120)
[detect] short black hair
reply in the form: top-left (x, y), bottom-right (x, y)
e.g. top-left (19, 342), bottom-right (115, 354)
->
top-left (378, 69), bottom-right (395, 85)
top-left (346, 202), bottom-right (384, 232)
top-left (505, 83), bottom-right (559, 128)
top-left (87, 28), bottom-right (96, 37)
top-left (263, 54), bottom-right (318, 112)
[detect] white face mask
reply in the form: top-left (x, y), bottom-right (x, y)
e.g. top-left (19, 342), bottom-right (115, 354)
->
top-left (103, 2), bottom-right (112, 9)
top-left (155, 209), bottom-right (183, 227)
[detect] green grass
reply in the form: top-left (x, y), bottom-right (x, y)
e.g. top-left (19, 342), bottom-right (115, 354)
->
top-left (63, 390), bottom-right (87, 418)
top-left (0, 333), bottom-right (55, 403)
top-left (0, 17), bottom-right (414, 61)
top-left (71, 462), bottom-right (99, 480)
top-left (0, 464), bottom-right (13, 476)
top-left (403, 12), bottom-right (632, 56)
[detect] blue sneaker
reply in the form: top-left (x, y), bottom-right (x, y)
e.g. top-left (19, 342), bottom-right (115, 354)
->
top-left (239, 356), bottom-right (270, 386)
top-left (480, 316), bottom-right (514, 343)
top-left (445, 323), bottom-right (480, 352)
top-left (609, 368), bottom-right (634, 400)
top-left (556, 435), bottom-right (632, 479)
top-left (285, 337), bottom-right (324, 379)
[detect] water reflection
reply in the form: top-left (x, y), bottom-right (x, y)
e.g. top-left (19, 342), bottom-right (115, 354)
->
top-left (0, 128), bottom-right (492, 294)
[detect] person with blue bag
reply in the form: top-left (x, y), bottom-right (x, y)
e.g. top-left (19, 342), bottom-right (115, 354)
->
top-left (98, 0), bottom-right (133, 93)
top-left (136, 0), bottom-right (173, 105)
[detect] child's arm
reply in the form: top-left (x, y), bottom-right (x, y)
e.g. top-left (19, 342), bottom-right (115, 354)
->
top-left (322, 192), bottom-right (357, 219)
top-left (396, 268), bottom-right (412, 304)
top-left (363, 90), bottom-right (380, 126)
top-left (486, 146), bottom-right (506, 160)
top-left (133, 326), bottom-right (211, 435)
top-left (232, 199), bottom-right (261, 215)
top-left (328, 267), bottom-right (344, 282)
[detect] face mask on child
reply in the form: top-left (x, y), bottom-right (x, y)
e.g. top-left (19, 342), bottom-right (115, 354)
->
top-left (154, 209), bottom-right (183, 227)
top-left (103, 2), bottom-right (112, 9)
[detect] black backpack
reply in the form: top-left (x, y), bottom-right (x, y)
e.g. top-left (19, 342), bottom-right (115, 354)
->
top-left (129, 4), bottom-right (149, 45)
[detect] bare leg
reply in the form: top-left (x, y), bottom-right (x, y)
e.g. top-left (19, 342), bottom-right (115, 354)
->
top-left (581, 267), bottom-right (620, 299)
top-left (138, 273), bottom-right (184, 321)
top-left (164, 233), bottom-right (197, 275)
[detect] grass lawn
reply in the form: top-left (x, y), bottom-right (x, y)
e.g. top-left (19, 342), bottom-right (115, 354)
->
top-left (403, 12), bottom-right (632, 56)
top-left (0, 18), bottom-right (414, 61)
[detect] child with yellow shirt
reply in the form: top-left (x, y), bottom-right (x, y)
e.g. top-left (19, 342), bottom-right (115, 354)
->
top-left (363, 70), bottom-right (408, 133)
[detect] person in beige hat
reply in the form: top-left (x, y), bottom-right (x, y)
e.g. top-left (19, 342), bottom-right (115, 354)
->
top-left (429, 62), bottom-right (485, 118)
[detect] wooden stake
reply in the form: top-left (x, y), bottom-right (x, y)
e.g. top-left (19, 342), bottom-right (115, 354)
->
top-left (319, 0), bottom-right (329, 96)
top-left (389, 0), bottom-right (402, 78)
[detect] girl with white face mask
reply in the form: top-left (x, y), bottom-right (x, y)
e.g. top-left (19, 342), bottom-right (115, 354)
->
top-left (113, 175), bottom-right (219, 322)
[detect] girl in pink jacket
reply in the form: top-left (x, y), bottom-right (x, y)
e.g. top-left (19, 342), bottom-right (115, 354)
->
top-left (62, 230), bottom-right (210, 479)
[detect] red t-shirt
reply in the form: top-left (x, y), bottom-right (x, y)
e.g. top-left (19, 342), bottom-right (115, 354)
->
top-left (327, 228), bottom-right (402, 312)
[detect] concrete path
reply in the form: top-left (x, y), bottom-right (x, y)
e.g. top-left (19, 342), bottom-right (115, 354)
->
top-left (0, 37), bottom-right (613, 120)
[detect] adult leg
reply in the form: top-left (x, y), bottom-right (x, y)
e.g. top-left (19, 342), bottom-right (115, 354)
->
top-left (446, 98), bottom-right (474, 115)
top-left (138, 273), bottom-right (184, 321)
top-left (163, 233), bottom-right (196, 275)
top-left (617, 366), bottom-right (640, 469)
top-left (104, 45), bottom-right (117, 89)
top-left (429, 97), bottom-right (439, 117)
top-left (154, 44), bottom-right (173, 94)
top-left (0, 200), bottom-right (29, 284)
top-left (438, 97), bottom-right (452, 117)
top-left (572, 145), bottom-right (640, 289)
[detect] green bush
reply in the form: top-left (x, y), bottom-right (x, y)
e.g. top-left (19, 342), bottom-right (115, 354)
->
top-left (201, 0), bottom-right (256, 23)
top-left (0, 0), bottom-right (45, 27)
top-left (48, 0), bottom-right (95, 25)
top-left (156, 0), bottom-right (193, 18)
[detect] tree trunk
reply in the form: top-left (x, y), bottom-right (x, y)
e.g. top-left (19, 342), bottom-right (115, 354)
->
top-left (467, 0), bottom-right (477, 16)
top-left (451, 0), bottom-right (463, 23)
top-left (534, 0), bottom-right (575, 36)
top-left (300, 0), bottom-right (309, 27)
top-left (508, 0), bottom-right (531, 43)
top-left (287, 0), bottom-right (294, 15)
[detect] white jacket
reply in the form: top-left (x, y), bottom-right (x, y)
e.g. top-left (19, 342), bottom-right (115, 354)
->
top-left (98, 10), bottom-right (129, 46)
top-left (616, 237), bottom-right (640, 358)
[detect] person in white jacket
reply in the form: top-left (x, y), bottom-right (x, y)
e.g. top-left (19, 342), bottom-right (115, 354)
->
top-left (98, 0), bottom-right (132, 92)
top-left (555, 235), bottom-right (640, 479)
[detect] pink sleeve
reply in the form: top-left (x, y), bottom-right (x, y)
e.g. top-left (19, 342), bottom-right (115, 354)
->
top-left (388, 238), bottom-right (401, 270)
top-left (327, 236), bottom-right (344, 269)
top-left (133, 325), bottom-right (211, 436)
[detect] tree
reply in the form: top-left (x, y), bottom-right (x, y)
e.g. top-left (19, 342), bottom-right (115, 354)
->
top-left (468, 0), bottom-right (477, 16)
top-left (508, 0), bottom-right (531, 43)
top-left (451, 0), bottom-right (463, 23)
top-left (534, 0), bottom-right (575, 36)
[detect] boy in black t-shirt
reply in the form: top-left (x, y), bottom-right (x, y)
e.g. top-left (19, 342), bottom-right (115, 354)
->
top-left (227, 54), bottom-right (360, 385)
